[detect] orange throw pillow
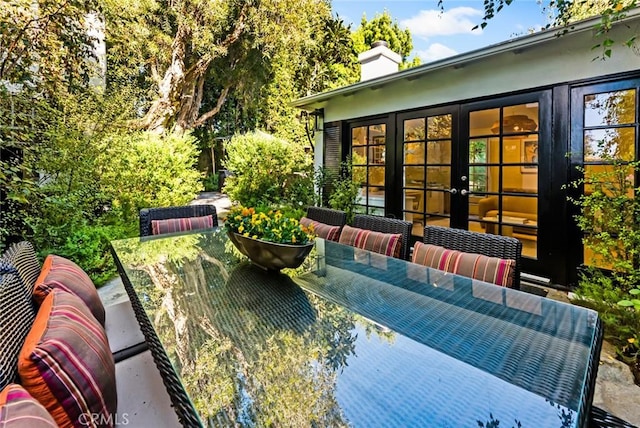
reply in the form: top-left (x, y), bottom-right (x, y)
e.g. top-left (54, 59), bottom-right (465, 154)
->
top-left (18, 289), bottom-right (116, 428)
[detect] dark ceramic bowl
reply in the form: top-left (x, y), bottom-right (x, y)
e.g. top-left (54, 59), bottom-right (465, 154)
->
top-left (227, 231), bottom-right (315, 271)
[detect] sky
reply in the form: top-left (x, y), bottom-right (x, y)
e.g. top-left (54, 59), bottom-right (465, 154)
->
top-left (332, 0), bottom-right (554, 63)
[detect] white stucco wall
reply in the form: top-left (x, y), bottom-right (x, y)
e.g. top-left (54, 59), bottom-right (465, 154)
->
top-left (315, 22), bottom-right (640, 123)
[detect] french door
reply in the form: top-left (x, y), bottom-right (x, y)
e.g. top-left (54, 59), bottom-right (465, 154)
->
top-left (396, 92), bottom-right (554, 279)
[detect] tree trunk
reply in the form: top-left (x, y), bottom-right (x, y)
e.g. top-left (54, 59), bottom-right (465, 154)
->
top-left (137, 4), bottom-right (248, 133)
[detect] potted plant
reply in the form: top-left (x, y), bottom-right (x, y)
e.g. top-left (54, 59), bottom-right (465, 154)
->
top-left (224, 205), bottom-right (316, 271)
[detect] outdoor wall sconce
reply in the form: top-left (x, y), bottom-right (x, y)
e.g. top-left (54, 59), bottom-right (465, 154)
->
top-left (491, 115), bottom-right (537, 134)
top-left (300, 108), bottom-right (323, 151)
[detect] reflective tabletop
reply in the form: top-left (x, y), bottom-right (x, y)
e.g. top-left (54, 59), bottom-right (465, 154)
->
top-left (110, 229), bottom-right (602, 428)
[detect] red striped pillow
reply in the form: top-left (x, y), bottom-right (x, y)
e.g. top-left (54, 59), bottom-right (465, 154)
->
top-left (411, 242), bottom-right (461, 271)
top-left (151, 214), bottom-right (214, 235)
top-left (338, 225), bottom-right (402, 259)
top-left (34, 255), bottom-right (105, 326)
top-left (0, 384), bottom-right (58, 427)
top-left (18, 289), bottom-right (117, 428)
top-left (412, 242), bottom-right (515, 287)
top-left (299, 217), bottom-right (341, 241)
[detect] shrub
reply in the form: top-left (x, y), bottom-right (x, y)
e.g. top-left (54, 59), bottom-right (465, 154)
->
top-left (26, 129), bottom-right (203, 285)
top-left (326, 157), bottom-right (362, 224)
top-left (568, 158), bottom-right (640, 382)
top-left (98, 131), bottom-right (203, 221)
top-left (223, 131), bottom-right (314, 208)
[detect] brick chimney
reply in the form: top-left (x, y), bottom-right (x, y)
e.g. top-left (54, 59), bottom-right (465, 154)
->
top-left (358, 41), bottom-right (402, 82)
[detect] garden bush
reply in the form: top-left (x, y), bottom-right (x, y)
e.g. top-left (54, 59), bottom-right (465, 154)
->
top-left (223, 130), bottom-right (314, 209)
top-left (26, 127), bottom-right (203, 286)
top-left (99, 130), bottom-right (203, 221)
top-left (568, 158), bottom-right (640, 383)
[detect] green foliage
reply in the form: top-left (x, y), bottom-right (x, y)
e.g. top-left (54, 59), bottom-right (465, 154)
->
top-left (203, 173), bottom-right (219, 192)
top-left (40, 221), bottom-right (135, 287)
top-left (223, 131), bottom-right (314, 208)
top-left (99, 131), bottom-right (203, 221)
top-left (352, 11), bottom-right (421, 69)
top-left (567, 156), bottom-right (640, 376)
top-left (460, 0), bottom-right (638, 59)
top-left (326, 158), bottom-right (363, 224)
top-left (0, 0), bottom-right (100, 91)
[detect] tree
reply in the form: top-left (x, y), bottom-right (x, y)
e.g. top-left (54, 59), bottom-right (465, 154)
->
top-left (352, 11), bottom-right (421, 70)
top-left (459, 0), bottom-right (637, 59)
top-left (1, 0), bottom-right (101, 247)
top-left (104, 0), bottom-right (351, 134)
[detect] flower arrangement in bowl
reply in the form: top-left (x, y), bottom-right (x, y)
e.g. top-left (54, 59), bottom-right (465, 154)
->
top-left (224, 205), bottom-right (316, 270)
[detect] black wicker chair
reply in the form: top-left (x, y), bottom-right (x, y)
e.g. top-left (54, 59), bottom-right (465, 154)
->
top-left (305, 207), bottom-right (347, 227)
top-left (590, 406), bottom-right (636, 428)
top-left (423, 225), bottom-right (523, 290)
top-left (352, 214), bottom-right (413, 261)
top-left (139, 205), bottom-right (218, 237)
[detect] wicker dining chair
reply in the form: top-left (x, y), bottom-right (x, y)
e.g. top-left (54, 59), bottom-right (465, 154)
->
top-left (305, 207), bottom-right (347, 227)
top-left (590, 406), bottom-right (636, 428)
top-left (423, 225), bottom-right (523, 290)
top-left (139, 205), bottom-right (218, 237)
top-left (352, 214), bottom-right (413, 261)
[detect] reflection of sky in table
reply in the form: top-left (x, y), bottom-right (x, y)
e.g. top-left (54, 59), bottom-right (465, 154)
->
top-left (336, 323), bottom-right (564, 427)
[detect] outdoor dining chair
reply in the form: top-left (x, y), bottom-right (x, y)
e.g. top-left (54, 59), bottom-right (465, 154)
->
top-left (139, 205), bottom-right (218, 237)
top-left (351, 214), bottom-right (413, 260)
top-left (422, 225), bottom-right (523, 290)
top-left (305, 206), bottom-right (347, 227)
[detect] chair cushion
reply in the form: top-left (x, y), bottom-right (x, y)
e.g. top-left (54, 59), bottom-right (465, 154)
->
top-left (33, 254), bottom-right (105, 326)
top-left (299, 217), bottom-right (341, 242)
top-left (0, 272), bottom-right (37, 390)
top-left (339, 225), bottom-right (402, 259)
top-left (0, 384), bottom-right (58, 427)
top-left (18, 289), bottom-right (117, 428)
top-left (0, 241), bottom-right (41, 294)
top-left (412, 242), bottom-right (515, 287)
top-left (151, 214), bottom-right (214, 235)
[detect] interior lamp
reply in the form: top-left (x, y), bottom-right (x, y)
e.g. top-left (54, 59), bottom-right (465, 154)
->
top-left (491, 115), bottom-right (537, 134)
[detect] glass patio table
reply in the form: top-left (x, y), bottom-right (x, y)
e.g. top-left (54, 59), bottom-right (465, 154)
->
top-left (110, 228), bottom-right (602, 428)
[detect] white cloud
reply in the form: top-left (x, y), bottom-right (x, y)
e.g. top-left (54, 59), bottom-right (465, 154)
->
top-left (401, 7), bottom-right (483, 38)
top-left (417, 43), bottom-right (459, 63)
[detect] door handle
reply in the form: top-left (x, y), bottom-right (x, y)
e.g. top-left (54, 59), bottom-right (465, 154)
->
top-left (460, 189), bottom-right (469, 196)
top-left (448, 188), bottom-right (458, 194)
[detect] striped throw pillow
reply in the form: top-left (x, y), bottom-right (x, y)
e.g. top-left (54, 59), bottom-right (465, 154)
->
top-left (299, 217), bottom-right (341, 241)
top-left (151, 214), bottom-right (214, 235)
top-left (0, 272), bottom-right (37, 390)
top-left (0, 241), bottom-right (41, 294)
top-left (0, 384), bottom-right (58, 427)
top-left (18, 289), bottom-right (117, 428)
top-left (412, 242), bottom-right (515, 288)
top-left (34, 255), bottom-right (105, 326)
top-left (151, 215), bottom-right (213, 235)
top-left (338, 225), bottom-right (402, 259)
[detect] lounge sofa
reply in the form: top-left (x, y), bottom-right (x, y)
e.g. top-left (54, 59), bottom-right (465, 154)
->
top-left (0, 242), bottom-right (180, 427)
top-left (478, 195), bottom-right (537, 236)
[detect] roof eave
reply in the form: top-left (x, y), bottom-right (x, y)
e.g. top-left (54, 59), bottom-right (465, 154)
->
top-left (291, 9), bottom-right (640, 109)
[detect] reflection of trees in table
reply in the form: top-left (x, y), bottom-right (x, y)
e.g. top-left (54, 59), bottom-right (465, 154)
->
top-left (123, 232), bottom-right (357, 426)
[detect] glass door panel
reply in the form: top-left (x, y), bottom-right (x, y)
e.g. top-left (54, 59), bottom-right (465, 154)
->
top-left (468, 103), bottom-right (540, 260)
top-left (402, 114), bottom-right (452, 236)
top-left (352, 123), bottom-right (386, 215)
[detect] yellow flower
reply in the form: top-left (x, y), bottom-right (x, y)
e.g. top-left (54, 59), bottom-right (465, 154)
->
top-left (238, 225), bottom-right (244, 233)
